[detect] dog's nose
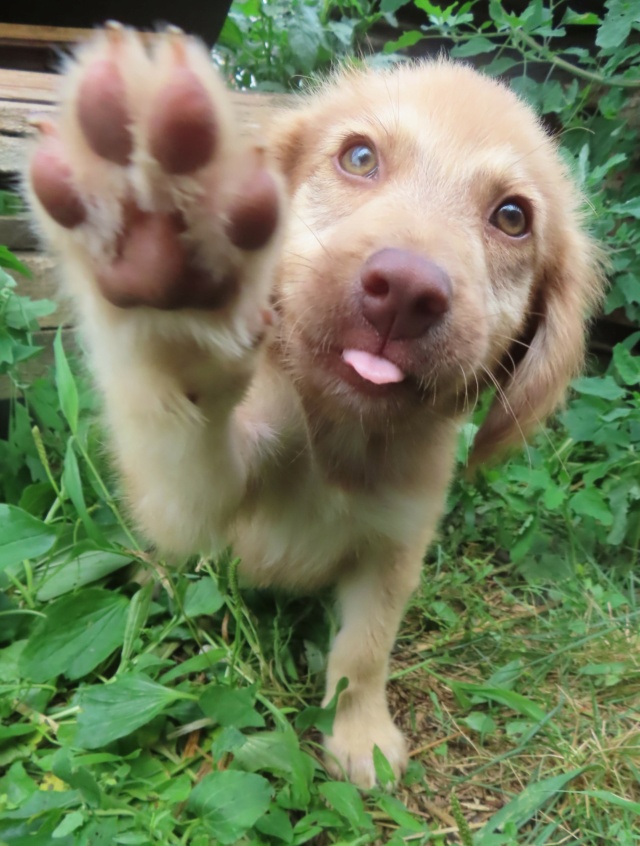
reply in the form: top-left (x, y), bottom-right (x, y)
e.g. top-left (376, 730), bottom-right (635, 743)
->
top-left (360, 248), bottom-right (451, 340)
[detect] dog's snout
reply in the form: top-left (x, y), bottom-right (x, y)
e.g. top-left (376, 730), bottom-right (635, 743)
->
top-left (361, 248), bottom-right (451, 341)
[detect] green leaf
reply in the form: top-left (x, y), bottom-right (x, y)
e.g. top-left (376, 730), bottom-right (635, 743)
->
top-left (483, 56), bottom-right (519, 75)
top-left (580, 790), bottom-right (640, 814)
top-left (233, 729), bottom-right (314, 786)
top-left (380, 0), bottom-right (409, 11)
top-left (295, 676), bottom-right (348, 735)
top-left (0, 504), bottom-right (58, 572)
top-left (450, 683), bottom-right (547, 721)
top-left (571, 375), bottom-right (626, 400)
top-left (62, 440), bottom-right (105, 544)
top-left (288, 10), bottom-right (323, 73)
top-left (596, 1), bottom-right (639, 49)
top-left (375, 795), bottom-right (424, 833)
top-left (613, 345), bottom-right (640, 386)
top-left (183, 576), bottom-right (224, 618)
top-left (476, 769), bottom-right (584, 842)
top-left (52, 747), bottom-right (101, 808)
top-left (562, 9), bottom-right (600, 26)
top-left (75, 674), bottom-right (191, 748)
top-left (318, 781), bottom-right (373, 832)
top-left (373, 744), bottom-right (397, 789)
top-left (463, 712), bottom-right (498, 735)
top-left (0, 245), bottom-right (32, 277)
top-left (609, 197), bottom-right (640, 218)
top-left (52, 810), bottom-right (85, 838)
top-left (54, 329), bottom-right (79, 435)
top-left (211, 725), bottom-right (247, 762)
top-left (35, 541), bottom-right (134, 601)
top-left (451, 36), bottom-right (498, 57)
top-left (199, 684), bottom-right (265, 729)
top-left (20, 589), bottom-right (129, 681)
top-left (218, 16), bottom-right (244, 49)
top-left (384, 30), bottom-right (424, 53)
top-left (255, 807), bottom-right (294, 843)
top-left (159, 647), bottom-right (227, 684)
top-left (578, 661), bottom-right (627, 677)
top-left (1, 788), bottom-right (82, 819)
top-left (120, 583), bottom-right (154, 667)
top-left (570, 488), bottom-right (613, 526)
top-left (187, 770), bottom-right (272, 844)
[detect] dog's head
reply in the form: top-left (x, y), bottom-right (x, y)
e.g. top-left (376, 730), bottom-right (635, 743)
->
top-left (269, 61), bottom-right (604, 461)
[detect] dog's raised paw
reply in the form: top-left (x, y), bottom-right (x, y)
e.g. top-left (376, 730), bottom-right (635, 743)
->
top-left (28, 25), bottom-right (281, 312)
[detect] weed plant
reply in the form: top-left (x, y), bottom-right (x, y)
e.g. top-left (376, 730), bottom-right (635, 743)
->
top-left (1, 1), bottom-right (639, 843)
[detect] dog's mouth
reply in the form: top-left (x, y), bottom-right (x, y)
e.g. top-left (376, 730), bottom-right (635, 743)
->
top-left (341, 349), bottom-right (405, 386)
top-left (320, 347), bottom-right (412, 397)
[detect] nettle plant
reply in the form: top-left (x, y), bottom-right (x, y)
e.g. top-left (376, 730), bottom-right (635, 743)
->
top-left (215, 0), bottom-right (391, 90)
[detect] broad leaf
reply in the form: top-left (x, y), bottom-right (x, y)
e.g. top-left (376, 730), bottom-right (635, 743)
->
top-left (199, 684), bottom-right (265, 729)
top-left (183, 576), bottom-right (224, 618)
top-left (54, 329), bottom-right (79, 435)
top-left (20, 589), bottom-right (129, 681)
top-left (0, 504), bottom-right (58, 572)
top-left (187, 770), bottom-right (272, 844)
top-left (75, 674), bottom-right (191, 748)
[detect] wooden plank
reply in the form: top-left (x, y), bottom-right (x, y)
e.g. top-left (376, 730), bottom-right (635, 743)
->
top-left (0, 216), bottom-right (36, 251)
top-left (0, 91), bottom-right (282, 138)
top-left (0, 23), bottom-right (93, 44)
top-left (0, 134), bottom-right (26, 176)
top-left (0, 101), bottom-right (56, 135)
top-left (0, 69), bottom-right (57, 103)
top-left (0, 67), bottom-right (286, 179)
top-left (0, 68), bottom-right (285, 116)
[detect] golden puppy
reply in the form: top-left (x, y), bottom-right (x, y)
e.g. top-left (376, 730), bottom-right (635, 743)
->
top-left (27, 26), bottom-right (603, 787)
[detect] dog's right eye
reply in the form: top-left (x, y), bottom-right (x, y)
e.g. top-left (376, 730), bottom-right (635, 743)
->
top-left (338, 143), bottom-right (379, 178)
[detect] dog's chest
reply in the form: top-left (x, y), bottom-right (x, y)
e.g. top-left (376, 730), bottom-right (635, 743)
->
top-left (232, 458), bottom-right (433, 592)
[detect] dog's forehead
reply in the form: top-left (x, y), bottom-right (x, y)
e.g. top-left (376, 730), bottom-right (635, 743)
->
top-left (321, 62), bottom-right (550, 174)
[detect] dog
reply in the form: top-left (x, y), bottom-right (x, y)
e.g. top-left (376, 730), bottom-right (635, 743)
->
top-left (26, 24), bottom-right (604, 788)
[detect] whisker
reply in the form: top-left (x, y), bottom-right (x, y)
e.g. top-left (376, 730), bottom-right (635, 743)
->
top-left (479, 363), bottom-right (532, 469)
top-left (290, 211), bottom-right (332, 258)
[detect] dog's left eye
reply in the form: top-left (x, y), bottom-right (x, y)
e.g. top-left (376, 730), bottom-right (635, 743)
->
top-left (490, 200), bottom-right (531, 237)
top-left (338, 143), bottom-right (378, 178)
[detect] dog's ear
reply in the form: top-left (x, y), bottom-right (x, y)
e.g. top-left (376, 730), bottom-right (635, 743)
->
top-left (471, 221), bottom-right (605, 466)
top-left (267, 107), bottom-right (313, 193)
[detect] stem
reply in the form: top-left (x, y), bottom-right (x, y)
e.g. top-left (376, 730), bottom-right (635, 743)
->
top-left (517, 29), bottom-right (640, 89)
top-left (31, 425), bottom-right (66, 522)
top-left (74, 438), bottom-right (139, 548)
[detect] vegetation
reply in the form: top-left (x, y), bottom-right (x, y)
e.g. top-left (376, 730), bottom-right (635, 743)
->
top-left (1, 1), bottom-right (639, 843)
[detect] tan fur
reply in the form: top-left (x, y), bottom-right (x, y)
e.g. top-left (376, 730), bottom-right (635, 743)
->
top-left (27, 33), bottom-right (604, 787)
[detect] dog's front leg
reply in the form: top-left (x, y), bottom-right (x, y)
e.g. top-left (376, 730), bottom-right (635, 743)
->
top-left (323, 550), bottom-right (422, 788)
top-left (26, 27), bottom-right (283, 556)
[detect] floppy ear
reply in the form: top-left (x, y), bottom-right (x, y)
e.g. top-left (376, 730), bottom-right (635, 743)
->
top-left (267, 106), bottom-right (314, 193)
top-left (471, 221), bottom-right (605, 466)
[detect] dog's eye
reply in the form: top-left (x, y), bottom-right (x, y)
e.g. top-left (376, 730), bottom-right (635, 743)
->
top-left (338, 143), bottom-right (378, 178)
top-left (491, 200), bottom-right (530, 237)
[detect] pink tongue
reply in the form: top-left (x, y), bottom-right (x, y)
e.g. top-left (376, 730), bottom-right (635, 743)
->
top-left (342, 349), bottom-right (405, 385)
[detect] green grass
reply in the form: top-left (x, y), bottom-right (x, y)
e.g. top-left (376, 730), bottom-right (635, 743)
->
top-left (1, 339), bottom-right (638, 845)
top-left (1, 519), bottom-right (638, 844)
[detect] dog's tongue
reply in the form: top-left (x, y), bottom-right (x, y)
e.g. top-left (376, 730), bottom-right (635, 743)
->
top-left (342, 349), bottom-right (405, 385)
